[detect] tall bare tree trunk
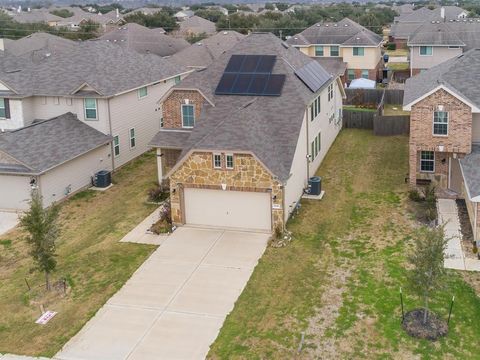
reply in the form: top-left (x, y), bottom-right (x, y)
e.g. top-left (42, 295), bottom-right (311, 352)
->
top-left (45, 272), bottom-right (50, 291)
top-left (423, 296), bottom-right (429, 324)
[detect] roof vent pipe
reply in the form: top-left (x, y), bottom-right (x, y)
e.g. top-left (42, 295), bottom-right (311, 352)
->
top-left (440, 7), bottom-right (445, 21)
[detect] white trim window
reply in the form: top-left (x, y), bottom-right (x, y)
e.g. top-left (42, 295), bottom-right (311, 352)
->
top-left (226, 154), bottom-right (234, 169)
top-left (353, 47), bottom-right (364, 56)
top-left (129, 128), bottom-right (136, 149)
top-left (420, 151), bottom-right (434, 172)
top-left (138, 86), bottom-right (148, 99)
top-left (315, 46), bottom-right (324, 56)
top-left (113, 135), bottom-right (120, 157)
top-left (361, 70), bottom-right (369, 79)
top-left (327, 83), bottom-right (334, 102)
top-left (347, 69), bottom-right (355, 80)
top-left (213, 153), bottom-right (222, 169)
top-left (330, 45), bottom-right (339, 57)
top-left (310, 132), bottom-right (321, 161)
top-left (433, 110), bottom-right (448, 136)
top-left (310, 95), bottom-right (321, 121)
top-left (181, 104), bottom-right (195, 128)
top-left (84, 98), bottom-right (97, 120)
top-left (174, 75), bottom-right (181, 85)
top-left (419, 46), bottom-right (433, 56)
top-left (0, 98), bottom-right (6, 118)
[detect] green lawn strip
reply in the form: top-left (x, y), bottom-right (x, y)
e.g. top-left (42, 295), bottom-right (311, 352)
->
top-left (388, 63), bottom-right (410, 71)
top-left (343, 105), bottom-right (377, 113)
top-left (0, 152), bottom-right (158, 357)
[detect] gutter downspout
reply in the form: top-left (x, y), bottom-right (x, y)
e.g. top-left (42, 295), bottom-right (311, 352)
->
top-left (475, 203), bottom-right (478, 245)
top-left (107, 98), bottom-right (115, 172)
top-left (305, 109), bottom-right (310, 181)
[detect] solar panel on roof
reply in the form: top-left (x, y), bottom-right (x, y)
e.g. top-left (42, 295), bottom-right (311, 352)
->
top-left (249, 74), bottom-right (269, 95)
top-left (295, 61), bottom-right (332, 93)
top-left (231, 74), bottom-right (254, 94)
top-left (263, 74), bottom-right (286, 96)
top-left (240, 55), bottom-right (260, 73)
top-left (256, 55), bottom-right (276, 74)
top-left (225, 55), bottom-right (245, 73)
top-left (215, 73), bottom-right (236, 94)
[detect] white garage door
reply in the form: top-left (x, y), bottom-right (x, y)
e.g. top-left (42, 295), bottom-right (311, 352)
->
top-left (0, 175), bottom-right (31, 211)
top-left (184, 188), bottom-right (271, 231)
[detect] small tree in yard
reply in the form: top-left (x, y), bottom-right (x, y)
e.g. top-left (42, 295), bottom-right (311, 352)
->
top-left (408, 225), bottom-right (449, 324)
top-left (20, 190), bottom-right (60, 291)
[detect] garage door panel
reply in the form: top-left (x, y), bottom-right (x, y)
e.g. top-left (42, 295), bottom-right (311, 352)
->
top-left (0, 175), bottom-right (31, 210)
top-left (184, 188), bottom-right (271, 231)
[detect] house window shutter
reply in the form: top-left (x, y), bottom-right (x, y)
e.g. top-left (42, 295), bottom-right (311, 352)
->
top-left (4, 99), bottom-right (10, 119)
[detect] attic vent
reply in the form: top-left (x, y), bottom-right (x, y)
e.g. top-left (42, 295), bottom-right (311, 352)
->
top-left (197, 42), bottom-right (202, 46)
top-left (325, 24), bottom-right (329, 27)
top-left (223, 31), bottom-right (228, 34)
top-left (333, 24), bottom-right (338, 27)
top-left (344, 24), bottom-right (349, 27)
top-left (356, 37), bottom-right (360, 40)
top-left (316, 23), bottom-right (320, 27)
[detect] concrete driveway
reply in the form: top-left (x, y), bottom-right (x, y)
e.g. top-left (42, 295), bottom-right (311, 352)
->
top-left (56, 227), bottom-right (269, 360)
top-left (0, 211), bottom-right (20, 236)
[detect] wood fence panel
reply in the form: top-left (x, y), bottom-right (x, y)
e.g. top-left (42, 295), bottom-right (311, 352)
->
top-left (373, 115), bottom-right (410, 136)
top-left (345, 88), bottom-right (404, 106)
top-left (343, 109), bottom-right (374, 129)
top-left (384, 90), bottom-right (404, 105)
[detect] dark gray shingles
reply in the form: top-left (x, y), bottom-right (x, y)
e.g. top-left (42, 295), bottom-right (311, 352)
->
top-left (149, 130), bottom-right (192, 149)
top-left (0, 37), bottom-right (186, 96)
top-left (0, 113), bottom-right (112, 174)
top-left (407, 22), bottom-right (465, 46)
top-left (460, 145), bottom-right (480, 198)
top-left (179, 15), bottom-right (216, 35)
top-left (314, 57), bottom-right (347, 77)
top-left (404, 49), bottom-right (480, 108)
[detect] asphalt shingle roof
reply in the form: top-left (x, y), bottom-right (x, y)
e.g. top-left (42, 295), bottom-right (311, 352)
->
top-left (0, 112), bottom-right (112, 174)
top-left (460, 144), bottom-right (480, 199)
top-left (149, 129), bottom-right (192, 149)
top-left (4, 32), bottom-right (76, 56)
top-left (179, 15), bottom-right (216, 35)
top-left (0, 35), bottom-right (186, 97)
top-left (96, 23), bottom-right (189, 57)
top-left (170, 31), bottom-right (245, 68)
top-left (407, 20), bottom-right (480, 49)
top-left (286, 18), bottom-right (382, 47)
top-left (403, 49), bottom-right (480, 108)
top-left (157, 33), bottom-right (335, 182)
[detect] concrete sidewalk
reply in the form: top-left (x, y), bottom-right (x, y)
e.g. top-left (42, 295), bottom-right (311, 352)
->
top-left (119, 207), bottom-right (167, 246)
top-left (438, 199), bottom-right (480, 271)
top-left (56, 227), bottom-right (269, 360)
top-left (0, 211), bottom-right (20, 236)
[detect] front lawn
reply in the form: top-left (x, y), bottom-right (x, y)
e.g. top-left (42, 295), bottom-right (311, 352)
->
top-left (209, 130), bottom-right (480, 359)
top-left (388, 62), bottom-right (410, 71)
top-left (383, 104), bottom-right (410, 116)
top-left (0, 152), bottom-right (158, 357)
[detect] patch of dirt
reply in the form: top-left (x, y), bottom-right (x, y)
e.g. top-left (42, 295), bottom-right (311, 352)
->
top-left (402, 309), bottom-right (448, 341)
top-left (456, 199), bottom-right (477, 259)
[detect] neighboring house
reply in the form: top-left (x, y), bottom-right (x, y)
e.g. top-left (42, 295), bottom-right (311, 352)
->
top-left (287, 18), bottom-right (383, 83)
top-left (174, 9), bottom-right (194, 21)
top-left (0, 113), bottom-right (112, 210)
top-left (149, 33), bottom-right (345, 232)
top-left (408, 19), bottom-right (480, 75)
top-left (390, 6), bottom-right (469, 48)
top-left (178, 15), bottom-right (216, 36)
top-left (170, 31), bottom-right (245, 69)
top-left (205, 6), bottom-right (229, 16)
top-left (125, 7), bottom-right (164, 16)
top-left (7, 8), bottom-right (63, 26)
top-left (3, 32), bottom-right (76, 56)
top-left (0, 34), bottom-right (188, 173)
top-left (392, 3), bottom-right (414, 16)
top-left (96, 23), bottom-right (189, 57)
top-left (403, 49), bottom-right (480, 240)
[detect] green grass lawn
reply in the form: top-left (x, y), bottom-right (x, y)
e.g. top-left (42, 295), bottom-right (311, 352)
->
top-left (385, 48), bottom-right (409, 57)
top-left (0, 152), bottom-right (159, 357)
top-left (388, 62), bottom-right (410, 71)
top-left (383, 104), bottom-right (410, 116)
top-left (343, 105), bottom-right (377, 113)
top-left (209, 130), bottom-right (480, 359)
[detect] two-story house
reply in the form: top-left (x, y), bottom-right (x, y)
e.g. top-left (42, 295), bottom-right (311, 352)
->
top-left (408, 20), bottom-right (480, 76)
top-left (287, 18), bottom-right (383, 83)
top-left (0, 34), bottom-right (189, 210)
top-left (149, 33), bottom-right (345, 232)
top-left (404, 49), bottom-right (480, 241)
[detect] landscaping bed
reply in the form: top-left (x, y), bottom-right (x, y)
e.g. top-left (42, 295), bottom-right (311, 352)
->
top-left (456, 199), bottom-right (476, 259)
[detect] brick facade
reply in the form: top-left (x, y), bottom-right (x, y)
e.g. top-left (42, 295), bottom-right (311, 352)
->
top-left (162, 90), bottom-right (206, 129)
top-left (409, 88), bottom-right (472, 187)
top-left (169, 152), bottom-right (284, 231)
top-left (348, 59), bottom-right (383, 82)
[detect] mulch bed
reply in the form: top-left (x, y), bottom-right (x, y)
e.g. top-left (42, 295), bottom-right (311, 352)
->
top-left (456, 199), bottom-right (476, 259)
top-left (402, 309), bottom-right (448, 341)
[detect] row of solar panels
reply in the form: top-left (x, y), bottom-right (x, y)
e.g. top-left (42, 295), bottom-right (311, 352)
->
top-left (225, 55), bottom-right (277, 74)
top-left (215, 73), bottom-right (286, 96)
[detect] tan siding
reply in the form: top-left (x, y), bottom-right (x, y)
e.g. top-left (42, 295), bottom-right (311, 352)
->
top-left (410, 46), bottom-right (462, 71)
top-left (0, 174), bottom-right (31, 210)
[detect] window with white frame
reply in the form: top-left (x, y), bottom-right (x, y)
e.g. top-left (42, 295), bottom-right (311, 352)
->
top-left (84, 98), bottom-right (97, 120)
top-left (138, 86), bottom-right (148, 98)
top-left (174, 75), bottom-right (181, 85)
top-left (419, 46), bottom-right (433, 56)
top-left (310, 95), bottom-right (321, 120)
top-left (328, 83), bottom-right (334, 102)
top-left (347, 69), bottom-right (355, 80)
top-left (420, 151), bottom-right (434, 172)
top-left (361, 70), bottom-right (369, 79)
top-left (315, 46), bottom-right (324, 56)
top-left (353, 47), bottom-right (364, 56)
top-left (226, 154), bottom-right (234, 169)
top-left (213, 153), bottom-right (222, 169)
top-left (330, 45), bottom-right (339, 56)
top-left (129, 128), bottom-right (136, 148)
top-left (433, 110), bottom-right (448, 135)
top-left (113, 135), bottom-right (120, 157)
top-left (182, 104), bottom-right (195, 128)
top-left (0, 98), bottom-right (6, 118)
top-left (310, 132), bottom-right (321, 161)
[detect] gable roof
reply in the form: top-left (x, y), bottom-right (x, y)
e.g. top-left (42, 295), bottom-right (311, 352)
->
top-left (286, 18), bottom-right (382, 47)
top-left (0, 112), bottom-right (112, 175)
top-left (403, 49), bottom-right (480, 110)
top-left (0, 35), bottom-right (186, 97)
top-left (3, 32), bottom-right (76, 56)
top-left (179, 15), bottom-right (216, 35)
top-left (7, 9), bottom-right (63, 23)
top-left (157, 33), bottom-right (337, 182)
top-left (460, 145), bottom-right (480, 200)
top-left (170, 31), bottom-right (245, 68)
top-left (96, 23), bottom-right (189, 57)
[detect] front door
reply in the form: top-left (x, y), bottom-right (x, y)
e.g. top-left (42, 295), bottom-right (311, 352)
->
top-left (449, 157), bottom-right (463, 194)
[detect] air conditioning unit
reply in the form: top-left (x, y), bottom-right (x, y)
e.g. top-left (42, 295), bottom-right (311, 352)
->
top-left (93, 170), bottom-right (111, 188)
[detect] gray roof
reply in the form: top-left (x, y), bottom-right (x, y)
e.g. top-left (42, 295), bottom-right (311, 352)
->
top-left (179, 15), bottom-right (216, 35)
top-left (0, 112), bottom-right (112, 174)
top-left (7, 9), bottom-right (63, 23)
top-left (156, 33), bottom-right (334, 182)
top-left (149, 129), bottom-right (192, 149)
top-left (287, 18), bottom-right (382, 47)
top-left (0, 35), bottom-right (186, 97)
top-left (314, 57), bottom-right (347, 77)
top-left (460, 145), bottom-right (480, 199)
top-left (96, 23), bottom-right (189, 57)
top-left (4, 32), bottom-right (77, 56)
top-left (394, 6), bottom-right (466, 23)
top-left (403, 49), bottom-right (480, 108)
top-left (170, 31), bottom-right (245, 68)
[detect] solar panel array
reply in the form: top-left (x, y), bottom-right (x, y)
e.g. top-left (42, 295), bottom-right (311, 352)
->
top-left (294, 61), bottom-right (332, 93)
top-left (215, 55), bottom-right (286, 96)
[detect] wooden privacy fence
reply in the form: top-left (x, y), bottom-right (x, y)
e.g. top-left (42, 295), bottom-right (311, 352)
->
top-left (373, 115), bottom-right (410, 136)
top-left (345, 89), bottom-right (404, 106)
top-left (343, 109), bottom-right (375, 129)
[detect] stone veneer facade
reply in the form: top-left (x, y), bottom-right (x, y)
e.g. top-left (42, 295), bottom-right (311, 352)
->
top-left (162, 90), bottom-right (205, 129)
top-left (169, 152), bottom-right (284, 231)
top-left (409, 88), bottom-right (472, 187)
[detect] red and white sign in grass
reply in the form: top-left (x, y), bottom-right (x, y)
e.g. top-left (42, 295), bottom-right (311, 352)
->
top-left (35, 310), bottom-right (57, 325)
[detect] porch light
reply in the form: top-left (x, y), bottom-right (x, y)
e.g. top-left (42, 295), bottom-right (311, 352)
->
top-left (221, 183), bottom-right (227, 190)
